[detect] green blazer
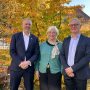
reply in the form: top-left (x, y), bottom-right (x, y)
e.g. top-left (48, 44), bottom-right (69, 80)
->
top-left (35, 41), bottom-right (62, 73)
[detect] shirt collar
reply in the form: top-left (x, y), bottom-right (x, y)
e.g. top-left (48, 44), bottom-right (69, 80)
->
top-left (71, 34), bottom-right (80, 40)
top-left (23, 32), bottom-right (30, 37)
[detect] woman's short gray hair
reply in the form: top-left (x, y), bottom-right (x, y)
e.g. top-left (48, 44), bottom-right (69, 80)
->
top-left (47, 26), bottom-right (59, 36)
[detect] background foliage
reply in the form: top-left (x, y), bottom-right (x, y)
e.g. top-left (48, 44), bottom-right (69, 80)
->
top-left (0, 0), bottom-right (90, 89)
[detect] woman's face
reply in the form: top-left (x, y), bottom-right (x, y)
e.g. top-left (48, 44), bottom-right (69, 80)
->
top-left (47, 29), bottom-right (57, 41)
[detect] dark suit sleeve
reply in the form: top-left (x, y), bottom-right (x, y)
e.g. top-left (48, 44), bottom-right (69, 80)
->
top-left (60, 39), bottom-right (69, 69)
top-left (72, 38), bottom-right (90, 72)
top-left (10, 34), bottom-right (21, 65)
top-left (29, 38), bottom-right (40, 63)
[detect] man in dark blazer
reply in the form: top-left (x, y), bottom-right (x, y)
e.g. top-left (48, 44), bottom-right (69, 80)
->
top-left (60, 18), bottom-right (90, 90)
top-left (10, 18), bottom-right (40, 90)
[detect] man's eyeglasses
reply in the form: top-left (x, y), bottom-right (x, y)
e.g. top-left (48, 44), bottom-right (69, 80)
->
top-left (69, 24), bottom-right (80, 27)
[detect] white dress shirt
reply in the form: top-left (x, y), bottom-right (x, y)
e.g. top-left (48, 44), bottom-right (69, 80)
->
top-left (23, 32), bottom-right (31, 66)
top-left (23, 32), bottom-right (30, 51)
top-left (68, 34), bottom-right (80, 66)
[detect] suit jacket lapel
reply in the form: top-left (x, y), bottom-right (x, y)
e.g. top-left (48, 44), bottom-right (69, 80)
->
top-left (75, 34), bottom-right (83, 60)
top-left (66, 36), bottom-right (71, 59)
top-left (27, 34), bottom-right (33, 51)
top-left (20, 32), bottom-right (25, 52)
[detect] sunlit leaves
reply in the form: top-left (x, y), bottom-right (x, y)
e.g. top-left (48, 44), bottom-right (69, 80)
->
top-left (0, 0), bottom-right (85, 41)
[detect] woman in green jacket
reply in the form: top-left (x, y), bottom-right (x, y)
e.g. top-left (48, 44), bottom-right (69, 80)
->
top-left (35, 26), bottom-right (62, 90)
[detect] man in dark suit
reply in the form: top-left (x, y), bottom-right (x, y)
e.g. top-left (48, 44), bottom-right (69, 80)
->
top-left (60, 18), bottom-right (90, 90)
top-left (10, 18), bottom-right (40, 90)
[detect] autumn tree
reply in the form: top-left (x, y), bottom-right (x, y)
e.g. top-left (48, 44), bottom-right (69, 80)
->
top-left (0, 0), bottom-right (85, 41)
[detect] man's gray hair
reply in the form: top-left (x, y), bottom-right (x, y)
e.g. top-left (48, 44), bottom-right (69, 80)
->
top-left (69, 18), bottom-right (81, 25)
top-left (22, 18), bottom-right (32, 25)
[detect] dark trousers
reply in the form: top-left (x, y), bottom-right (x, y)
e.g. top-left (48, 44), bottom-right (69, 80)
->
top-left (10, 68), bottom-right (34, 90)
top-left (64, 77), bottom-right (87, 90)
top-left (39, 68), bottom-right (62, 90)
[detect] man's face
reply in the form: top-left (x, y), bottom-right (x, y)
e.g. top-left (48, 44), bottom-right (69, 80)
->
top-left (69, 19), bottom-right (81, 34)
top-left (22, 20), bottom-right (32, 32)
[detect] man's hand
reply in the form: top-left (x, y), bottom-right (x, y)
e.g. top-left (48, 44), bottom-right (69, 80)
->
top-left (65, 67), bottom-right (74, 77)
top-left (19, 60), bottom-right (31, 69)
top-left (67, 73), bottom-right (74, 77)
top-left (65, 67), bottom-right (73, 74)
